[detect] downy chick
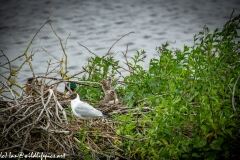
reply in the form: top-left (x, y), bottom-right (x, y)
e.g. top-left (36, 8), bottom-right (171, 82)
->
top-left (104, 90), bottom-right (118, 104)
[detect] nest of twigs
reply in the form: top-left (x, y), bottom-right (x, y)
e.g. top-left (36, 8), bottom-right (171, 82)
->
top-left (0, 78), bottom-right (131, 159)
top-left (0, 18), bottom-right (141, 158)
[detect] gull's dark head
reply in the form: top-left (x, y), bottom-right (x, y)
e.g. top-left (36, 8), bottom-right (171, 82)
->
top-left (67, 92), bottom-right (78, 100)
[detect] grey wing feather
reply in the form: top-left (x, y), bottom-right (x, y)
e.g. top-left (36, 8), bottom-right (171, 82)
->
top-left (74, 102), bottom-right (103, 118)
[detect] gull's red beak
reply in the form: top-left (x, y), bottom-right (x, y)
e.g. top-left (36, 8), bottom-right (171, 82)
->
top-left (66, 95), bottom-right (71, 101)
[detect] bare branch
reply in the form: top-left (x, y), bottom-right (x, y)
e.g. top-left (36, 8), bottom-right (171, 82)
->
top-left (77, 42), bottom-right (98, 57)
top-left (106, 31), bottom-right (134, 56)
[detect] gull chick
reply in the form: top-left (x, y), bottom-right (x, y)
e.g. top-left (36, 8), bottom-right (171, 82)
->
top-left (25, 78), bottom-right (40, 95)
top-left (68, 92), bottom-right (104, 119)
top-left (101, 77), bottom-right (114, 92)
top-left (101, 77), bottom-right (119, 104)
top-left (101, 80), bottom-right (111, 93)
top-left (105, 90), bottom-right (118, 103)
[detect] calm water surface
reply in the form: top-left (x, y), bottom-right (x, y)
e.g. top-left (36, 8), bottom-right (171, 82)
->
top-left (0, 0), bottom-right (240, 96)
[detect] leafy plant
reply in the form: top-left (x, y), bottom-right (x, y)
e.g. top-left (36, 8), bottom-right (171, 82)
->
top-left (110, 14), bottom-right (240, 159)
top-left (72, 13), bottom-right (240, 159)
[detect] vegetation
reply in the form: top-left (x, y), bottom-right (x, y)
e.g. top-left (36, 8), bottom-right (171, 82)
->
top-left (0, 11), bottom-right (239, 159)
top-left (76, 13), bottom-right (240, 159)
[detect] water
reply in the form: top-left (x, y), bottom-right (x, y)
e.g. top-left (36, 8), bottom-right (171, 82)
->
top-left (0, 0), bottom-right (240, 96)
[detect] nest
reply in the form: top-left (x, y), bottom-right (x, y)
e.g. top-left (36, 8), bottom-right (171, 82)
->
top-left (0, 79), bottom-right (131, 159)
top-left (0, 23), bottom-right (143, 159)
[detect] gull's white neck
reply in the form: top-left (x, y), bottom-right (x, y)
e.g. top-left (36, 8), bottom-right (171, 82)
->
top-left (71, 94), bottom-right (82, 108)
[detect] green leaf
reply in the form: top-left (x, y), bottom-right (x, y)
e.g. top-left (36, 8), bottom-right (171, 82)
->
top-left (225, 129), bottom-right (233, 137)
top-left (210, 137), bottom-right (224, 150)
top-left (204, 151), bottom-right (217, 159)
top-left (181, 154), bottom-right (189, 158)
top-left (192, 152), bottom-right (201, 157)
top-left (211, 122), bottom-right (218, 131)
top-left (201, 125), bottom-right (209, 134)
top-left (160, 138), bottom-right (168, 146)
top-left (193, 137), bottom-right (207, 148)
top-left (116, 129), bottom-right (120, 135)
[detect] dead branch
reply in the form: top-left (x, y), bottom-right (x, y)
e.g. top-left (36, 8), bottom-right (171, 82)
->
top-left (106, 31), bottom-right (134, 56)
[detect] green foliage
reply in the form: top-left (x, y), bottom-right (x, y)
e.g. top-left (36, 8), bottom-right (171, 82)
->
top-left (77, 55), bottom-right (120, 102)
top-left (76, 128), bottom-right (94, 160)
top-left (77, 79), bottom-right (103, 103)
top-left (79, 14), bottom-right (240, 159)
top-left (113, 14), bottom-right (240, 159)
top-left (85, 55), bottom-right (120, 81)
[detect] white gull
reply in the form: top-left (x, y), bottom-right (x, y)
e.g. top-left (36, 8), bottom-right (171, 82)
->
top-left (68, 92), bottom-right (104, 120)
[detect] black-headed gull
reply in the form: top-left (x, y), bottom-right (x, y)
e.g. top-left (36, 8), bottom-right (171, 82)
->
top-left (68, 92), bottom-right (104, 119)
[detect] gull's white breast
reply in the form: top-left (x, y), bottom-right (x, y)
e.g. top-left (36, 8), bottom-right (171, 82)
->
top-left (71, 95), bottom-right (103, 119)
